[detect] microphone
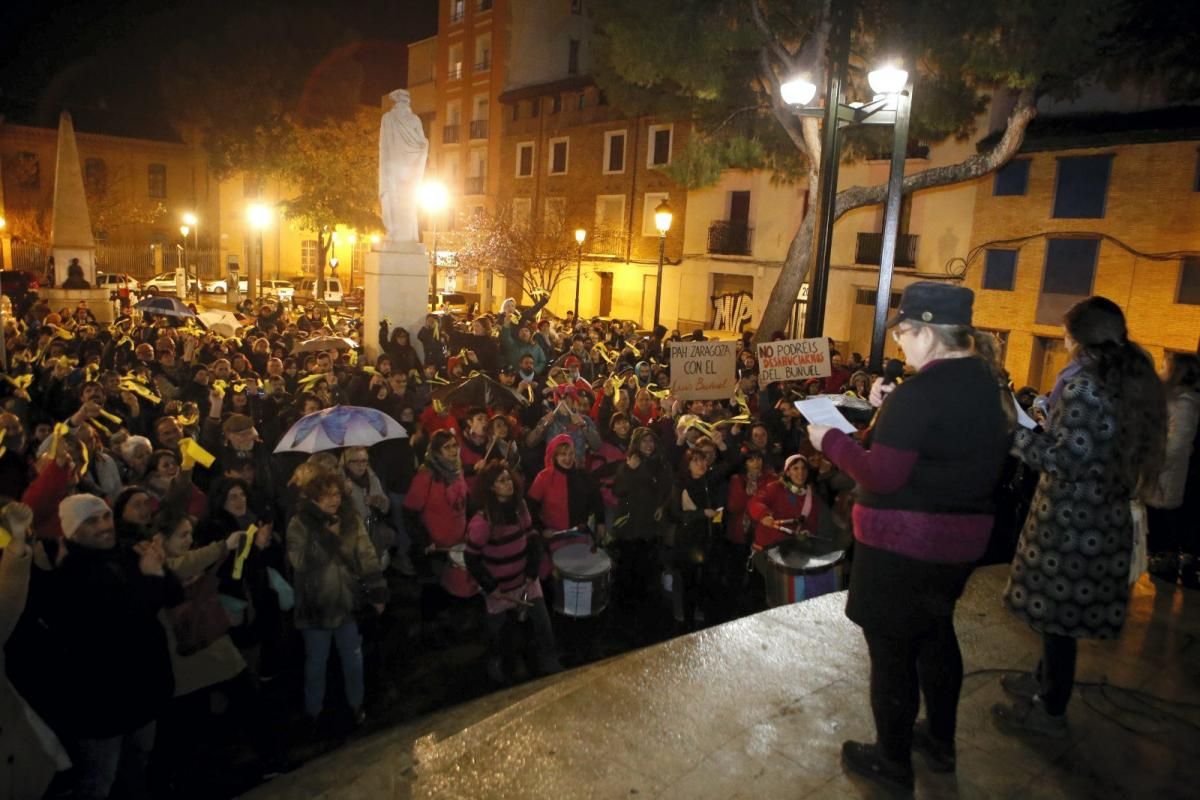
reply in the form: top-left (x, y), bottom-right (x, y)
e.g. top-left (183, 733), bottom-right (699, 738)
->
top-left (881, 359), bottom-right (905, 386)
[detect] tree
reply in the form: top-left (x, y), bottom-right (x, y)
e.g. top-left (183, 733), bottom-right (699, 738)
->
top-left (273, 109), bottom-right (383, 301)
top-left (86, 164), bottom-right (166, 239)
top-left (592, 0), bottom-right (1188, 340)
top-left (456, 207), bottom-right (579, 302)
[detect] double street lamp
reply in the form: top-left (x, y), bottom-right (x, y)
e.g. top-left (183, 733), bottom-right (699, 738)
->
top-left (783, 41), bottom-right (914, 372)
top-left (651, 198), bottom-right (673, 329)
top-left (573, 227), bottom-right (586, 320)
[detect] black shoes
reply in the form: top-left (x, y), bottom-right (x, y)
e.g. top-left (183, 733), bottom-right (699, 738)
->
top-left (911, 720), bottom-right (956, 773)
top-left (1000, 671), bottom-right (1040, 702)
top-left (841, 740), bottom-right (915, 793)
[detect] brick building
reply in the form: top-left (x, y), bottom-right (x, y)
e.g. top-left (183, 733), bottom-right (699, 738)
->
top-left (962, 108), bottom-right (1200, 391)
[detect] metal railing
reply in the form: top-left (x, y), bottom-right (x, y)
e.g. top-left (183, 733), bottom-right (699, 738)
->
top-left (450, 5), bottom-right (464, 23)
top-left (9, 242), bottom-right (47, 273)
top-left (854, 232), bottom-right (919, 268)
top-left (442, 125), bottom-right (461, 144)
top-left (474, 57), bottom-right (491, 72)
top-left (469, 119), bottom-right (489, 139)
top-left (707, 220), bottom-right (754, 256)
top-left (447, 64), bottom-right (463, 80)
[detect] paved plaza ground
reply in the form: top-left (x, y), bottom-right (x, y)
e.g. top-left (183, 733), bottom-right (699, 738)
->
top-left (245, 565), bottom-right (1200, 799)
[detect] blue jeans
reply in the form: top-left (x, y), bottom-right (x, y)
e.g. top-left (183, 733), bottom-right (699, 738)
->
top-left (301, 619), bottom-right (364, 718)
top-left (73, 720), bottom-right (156, 800)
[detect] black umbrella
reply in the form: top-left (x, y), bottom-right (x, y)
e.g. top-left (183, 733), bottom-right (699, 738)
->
top-left (430, 372), bottom-right (528, 412)
top-left (134, 297), bottom-right (196, 319)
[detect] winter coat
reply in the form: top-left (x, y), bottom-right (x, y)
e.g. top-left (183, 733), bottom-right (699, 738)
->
top-left (1146, 390), bottom-right (1199, 510)
top-left (726, 470), bottom-right (772, 545)
top-left (1004, 369), bottom-right (1134, 640)
top-left (287, 501), bottom-right (388, 630)
top-left (748, 479), bottom-right (822, 552)
top-left (611, 448), bottom-right (674, 542)
top-left (162, 542), bottom-right (246, 697)
top-left (403, 465), bottom-right (469, 548)
top-left (527, 434), bottom-right (604, 532)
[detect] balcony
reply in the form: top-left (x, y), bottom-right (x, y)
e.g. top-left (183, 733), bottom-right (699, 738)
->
top-left (447, 63), bottom-right (463, 81)
top-left (707, 220), bottom-right (754, 256)
top-left (464, 176), bottom-right (486, 195)
top-left (855, 232), bottom-right (919, 268)
top-left (450, 5), bottom-right (464, 24)
top-left (442, 125), bottom-right (461, 144)
top-left (469, 119), bottom-right (489, 139)
top-left (474, 57), bottom-right (491, 72)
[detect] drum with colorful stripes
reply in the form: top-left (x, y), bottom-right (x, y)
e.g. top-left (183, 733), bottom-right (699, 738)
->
top-left (764, 545), bottom-right (845, 607)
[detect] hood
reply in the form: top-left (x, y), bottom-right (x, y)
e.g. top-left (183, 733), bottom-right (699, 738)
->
top-left (544, 432), bottom-right (576, 470)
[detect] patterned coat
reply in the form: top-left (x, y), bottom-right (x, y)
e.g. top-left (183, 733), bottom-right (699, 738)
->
top-left (1003, 370), bottom-right (1132, 640)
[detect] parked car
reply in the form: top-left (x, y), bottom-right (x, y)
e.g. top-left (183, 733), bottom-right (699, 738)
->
top-left (0, 270), bottom-right (40, 309)
top-left (203, 276), bottom-right (250, 294)
top-left (429, 292), bottom-right (470, 316)
top-left (292, 277), bottom-right (343, 307)
top-left (142, 271), bottom-right (200, 295)
top-left (261, 279), bottom-right (295, 302)
top-left (95, 272), bottom-right (141, 292)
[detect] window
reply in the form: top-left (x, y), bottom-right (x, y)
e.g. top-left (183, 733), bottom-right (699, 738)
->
top-left (13, 152), bottom-right (39, 189)
top-left (648, 124), bottom-right (673, 167)
top-left (598, 90), bottom-right (608, 106)
top-left (603, 130), bottom-right (626, 174)
top-left (148, 163), bottom-right (167, 198)
top-left (1052, 155), bottom-right (1113, 219)
top-left (511, 103), bottom-right (519, 122)
top-left (1179, 257), bottom-right (1200, 305)
top-left (448, 43), bottom-right (464, 80)
top-left (477, 0), bottom-right (493, 11)
top-left (642, 192), bottom-right (669, 236)
top-left (577, 93), bottom-right (585, 111)
top-left (84, 157), bottom-right (107, 196)
top-left (301, 240), bottom-right (319, 273)
top-left (551, 95), bottom-right (562, 114)
top-left (549, 137), bottom-right (569, 175)
top-left (993, 159), bottom-right (1030, 196)
top-left (982, 249), bottom-right (1018, 291)
top-left (568, 39), bottom-right (580, 75)
top-left (530, 98), bottom-right (540, 118)
top-left (511, 197), bottom-right (532, 228)
top-left (450, 0), bottom-right (465, 23)
top-left (516, 142), bottom-right (535, 178)
top-left (594, 195), bottom-right (625, 253)
top-left (544, 197), bottom-right (566, 228)
top-left (474, 32), bottom-right (491, 71)
top-left (1037, 237), bottom-right (1099, 325)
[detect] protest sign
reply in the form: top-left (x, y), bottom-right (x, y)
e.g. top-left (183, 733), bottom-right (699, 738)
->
top-left (669, 340), bottom-right (737, 400)
top-left (757, 338), bottom-right (831, 385)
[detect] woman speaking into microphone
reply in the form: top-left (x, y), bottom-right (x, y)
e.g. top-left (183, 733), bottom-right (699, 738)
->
top-left (806, 282), bottom-right (1010, 792)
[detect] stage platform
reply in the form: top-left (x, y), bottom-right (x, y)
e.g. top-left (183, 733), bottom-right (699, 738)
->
top-left (246, 566), bottom-right (1200, 799)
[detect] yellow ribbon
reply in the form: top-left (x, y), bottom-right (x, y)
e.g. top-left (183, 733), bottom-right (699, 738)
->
top-left (88, 418), bottom-right (112, 437)
top-left (232, 524), bottom-right (258, 580)
top-left (119, 380), bottom-right (162, 405)
top-left (0, 525), bottom-right (10, 548)
top-left (645, 384), bottom-right (671, 400)
top-left (733, 387), bottom-right (751, 416)
top-left (50, 422), bottom-right (70, 460)
top-left (97, 408), bottom-right (123, 425)
top-left (175, 413), bottom-right (200, 428)
top-left (50, 325), bottom-right (75, 341)
top-left (297, 373), bottom-right (326, 388)
top-left (362, 366), bottom-right (378, 376)
top-left (79, 440), bottom-right (90, 478)
top-left (624, 339), bottom-right (641, 358)
top-left (2, 374), bottom-right (33, 390)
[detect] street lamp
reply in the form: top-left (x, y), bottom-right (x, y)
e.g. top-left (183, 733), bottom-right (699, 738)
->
top-left (418, 180), bottom-right (449, 301)
top-left (573, 228), bottom-right (586, 319)
top-left (246, 203), bottom-right (272, 304)
top-left (783, 34), bottom-right (913, 371)
top-left (179, 225), bottom-right (190, 287)
top-left (651, 199), bottom-right (673, 329)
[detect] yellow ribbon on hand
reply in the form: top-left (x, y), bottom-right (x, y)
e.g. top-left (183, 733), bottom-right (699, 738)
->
top-left (178, 438), bottom-right (216, 469)
top-left (0, 526), bottom-right (10, 548)
top-left (50, 422), bottom-right (70, 460)
top-left (232, 524), bottom-right (258, 580)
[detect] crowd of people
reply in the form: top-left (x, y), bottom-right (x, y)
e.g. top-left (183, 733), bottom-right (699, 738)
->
top-left (0, 281), bottom-right (1195, 799)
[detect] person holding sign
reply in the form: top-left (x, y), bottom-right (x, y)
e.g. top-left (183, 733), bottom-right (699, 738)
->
top-left (804, 282), bottom-right (1010, 791)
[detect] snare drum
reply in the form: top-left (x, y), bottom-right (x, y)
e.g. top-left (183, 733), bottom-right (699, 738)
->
top-left (441, 543), bottom-right (480, 598)
top-left (762, 544), bottom-right (845, 607)
top-left (551, 543), bottom-right (612, 617)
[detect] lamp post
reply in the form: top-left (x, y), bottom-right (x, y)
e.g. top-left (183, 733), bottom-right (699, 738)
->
top-left (651, 199), bottom-right (673, 329)
top-left (246, 203), bottom-right (272, 306)
top-left (782, 42), bottom-right (914, 371)
top-left (179, 225), bottom-right (191, 299)
top-left (573, 228), bottom-right (586, 319)
top-left (182, 211), bottom-right (199, 299)
top-left (418, 180), bottom-right (449, 305)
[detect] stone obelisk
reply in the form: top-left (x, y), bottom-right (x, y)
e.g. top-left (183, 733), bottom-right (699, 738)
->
top-left (363, 90), bottom-right (433, 363)
top-left (45, 111), bottom-right (112, 321)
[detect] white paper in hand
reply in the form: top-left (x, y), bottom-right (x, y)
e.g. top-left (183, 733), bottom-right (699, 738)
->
top-left (794, 398), bottom-right (857, 434)
top-left (1012, 394), bottom-right (1038, 430)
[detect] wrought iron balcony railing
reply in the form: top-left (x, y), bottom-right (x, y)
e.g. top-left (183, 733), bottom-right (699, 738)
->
top-left (707, 220), bottom-right (754, 256)
top-left (855, 232), bottom-right (919, 268)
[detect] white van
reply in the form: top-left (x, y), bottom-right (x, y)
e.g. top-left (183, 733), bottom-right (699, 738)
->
top-left (292, 277), bottom-right (343, 307)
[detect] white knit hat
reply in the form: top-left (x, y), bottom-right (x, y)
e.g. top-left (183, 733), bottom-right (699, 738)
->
top-left (59, 494), bottom-right (111, 539)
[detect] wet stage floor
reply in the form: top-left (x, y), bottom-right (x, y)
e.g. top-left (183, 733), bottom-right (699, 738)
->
top-left (245, 566), bottom-right (1200, 799)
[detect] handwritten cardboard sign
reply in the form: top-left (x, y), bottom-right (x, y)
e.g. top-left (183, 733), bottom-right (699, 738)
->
top-left (757, 338), bottom-right (831, 385)
top-left (669, 341), bottom-right (737, 400)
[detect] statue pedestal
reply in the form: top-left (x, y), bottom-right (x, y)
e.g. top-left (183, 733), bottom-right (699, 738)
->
top-left (363, 241), bottom-right (430, 365)
top-left (40, 287), bottom-right (115, 323)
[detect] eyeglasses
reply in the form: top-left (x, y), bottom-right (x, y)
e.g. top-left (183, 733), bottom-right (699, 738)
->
top-left (891, 326), bottom-right (913, 344)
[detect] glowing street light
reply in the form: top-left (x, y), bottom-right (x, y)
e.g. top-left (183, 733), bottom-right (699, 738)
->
top-left (573, 228), bottom-right (586, 319)
top-left (652, 199), bottom-right (673, 328)
top-left (780, 76), bottom-right (817, 107)
top-left (418, 180), bottom-right (449, 297)
top-left (246, 203), bottom-right (272, 298)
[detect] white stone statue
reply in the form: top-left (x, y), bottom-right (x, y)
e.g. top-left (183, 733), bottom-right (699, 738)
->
top-left (379, 89), bottom-right (428, 243)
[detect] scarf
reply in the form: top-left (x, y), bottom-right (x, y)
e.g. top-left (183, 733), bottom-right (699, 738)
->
top-left (425, 451), bottom-right (462, 484)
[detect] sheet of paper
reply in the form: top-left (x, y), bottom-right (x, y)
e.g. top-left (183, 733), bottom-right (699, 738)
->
top-left (793, 397), bottom-right (858, 434)
top-left (562, 579), bottom-right (593, 617)
top-left (1012, 394), bottom-right (1038, 430)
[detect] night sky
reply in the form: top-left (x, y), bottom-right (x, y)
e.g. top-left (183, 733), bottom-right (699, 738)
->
top-left (0, 0), bottom-right (438, 139)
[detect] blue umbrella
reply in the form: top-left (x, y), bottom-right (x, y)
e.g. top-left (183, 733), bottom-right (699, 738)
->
top-left (135, 296), bottom-right (196, 318)
top-left (273, 405), bottom-right (408, 453)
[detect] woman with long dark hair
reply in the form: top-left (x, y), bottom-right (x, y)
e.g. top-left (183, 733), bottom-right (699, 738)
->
top-left (463, 462), bottom-right (560, 684)
top-left (994, 296), bottom-right (1166, 737)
